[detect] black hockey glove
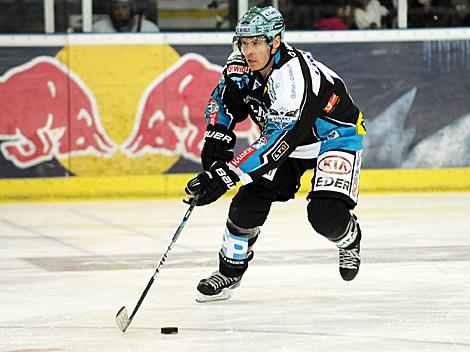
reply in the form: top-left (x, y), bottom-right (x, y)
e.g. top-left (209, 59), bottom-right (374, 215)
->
top-left (201, 124), bottom-right (236, 171)
top-left (185, 161), bottom-right (239, 206)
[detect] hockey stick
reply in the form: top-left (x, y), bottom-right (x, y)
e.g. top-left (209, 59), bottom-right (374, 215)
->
top-left (116, 194), bottom-right (199, 333)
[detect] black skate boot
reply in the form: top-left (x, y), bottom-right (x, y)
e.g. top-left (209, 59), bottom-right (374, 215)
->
top-left (338, 216), bottom-right (362, 281)
top-left (339, 242), bottom-right (361, 281)
top-left (196, 271), bottom-right (242, 303)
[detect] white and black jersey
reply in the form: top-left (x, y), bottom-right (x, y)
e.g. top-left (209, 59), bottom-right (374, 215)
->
top-left (204, 42), bottom-right (366, 186)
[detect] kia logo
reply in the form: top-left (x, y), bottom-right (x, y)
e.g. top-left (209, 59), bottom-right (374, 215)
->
top-left (318, 156), bottom-right (352, 175)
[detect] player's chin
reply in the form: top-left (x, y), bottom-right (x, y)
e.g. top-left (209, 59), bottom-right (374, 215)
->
top-left (247, 61), bottom-right (260, 71)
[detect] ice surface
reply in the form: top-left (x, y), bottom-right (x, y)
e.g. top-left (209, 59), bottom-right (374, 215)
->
top-left (1, 193), bottom-right (469, 351)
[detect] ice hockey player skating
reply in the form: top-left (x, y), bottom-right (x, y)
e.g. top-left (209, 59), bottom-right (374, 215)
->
top-left (185, 5), bottom-right (366, 302)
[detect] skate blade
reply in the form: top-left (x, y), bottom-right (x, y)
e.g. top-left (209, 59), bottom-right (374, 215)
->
top-left (196, 290), bottom-right (234, 303)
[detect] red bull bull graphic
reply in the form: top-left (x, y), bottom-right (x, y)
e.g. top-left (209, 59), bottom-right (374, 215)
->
top-left (0, 50), bottom-right (259, 176)
top-left (0, 56), bottom-right (116, 169)
top-left (123, 53), bottom-right (257, 163)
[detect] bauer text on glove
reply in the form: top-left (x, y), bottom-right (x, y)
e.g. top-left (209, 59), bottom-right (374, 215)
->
top-left (201, 124), bottom-right (236, 171)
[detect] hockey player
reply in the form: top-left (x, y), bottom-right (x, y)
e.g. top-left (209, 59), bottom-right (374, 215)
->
top-left (185, 6), bottom-right (366, 302)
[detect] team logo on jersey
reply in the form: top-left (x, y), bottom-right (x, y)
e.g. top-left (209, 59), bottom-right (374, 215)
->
top-left (252, 136), bottom-right (269, 149)
top-left (313, 151), bottom-right (359, 203)
top-left (207, 98), bottom-right (219, 124)
top-left (356, 111), bottom-right (367, 135)
top-left (326, 130), bottom-right (340, 140)
top-left (323, 93), bottom-right (340, 113)
top-left (351, 151), bottom-right (362, 198)
top-left (318, 155), bottom-right (352, 175)
top-left (272, 141), bottom-right (289, 161)
top-left (286, 64), bottom-right (296, 99)
top-left (230, 146), bottom-right (256, 167)
top-left (226, 65), bottom-right (249, 75)
top-left (268, 109), bottom-right (298, 130)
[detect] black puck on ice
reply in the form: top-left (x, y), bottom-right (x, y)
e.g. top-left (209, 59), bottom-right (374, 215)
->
top-left (161, 327), bottom-right (178, 334)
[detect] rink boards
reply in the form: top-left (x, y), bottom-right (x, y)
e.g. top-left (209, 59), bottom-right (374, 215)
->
top-left (1, 167), bottom-right (470, 202)
top-left (1, 30), bottom-right (469, 200)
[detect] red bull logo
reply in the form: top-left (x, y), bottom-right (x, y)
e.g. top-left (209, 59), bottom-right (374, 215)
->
top-left (123, 53), bottom-right (257, 162)
top-left (1, 52), bottom-right (258, 174)
top-left (0, 56), bottom-right (116, 168)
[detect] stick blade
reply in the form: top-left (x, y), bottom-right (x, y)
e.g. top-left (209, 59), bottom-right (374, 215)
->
top-left (116, 306), bottom-right (129, 333)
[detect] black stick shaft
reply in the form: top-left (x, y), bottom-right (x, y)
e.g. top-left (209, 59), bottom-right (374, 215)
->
top-left (123, 196), bottom-right (199, 332)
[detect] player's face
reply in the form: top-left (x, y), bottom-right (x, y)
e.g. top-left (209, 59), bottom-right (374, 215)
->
top-left (240, 36), bottom-right (272, 71)
top-left (239, 35), bottom-right (280, 76)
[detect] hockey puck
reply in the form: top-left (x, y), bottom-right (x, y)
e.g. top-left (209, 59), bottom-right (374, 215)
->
top-left (161, 327), bottom-right (178, 334)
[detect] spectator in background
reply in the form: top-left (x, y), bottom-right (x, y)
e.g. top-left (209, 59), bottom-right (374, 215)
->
top-left (453, 0), bottom-right (470, 25)
top-left (93, 0), bottom-right (159, 33)
top-left (354, 0), bottom-right (389, 29)
top-left (377, 0), bottom-right (397, 27)
top-left (337, 0), bottom-right (358, 28)
top-left (313, 3), bottom-right (350, 29)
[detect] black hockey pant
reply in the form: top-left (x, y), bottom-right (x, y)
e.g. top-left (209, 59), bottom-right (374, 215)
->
top-left (219, 157), bottom-right (358, 278)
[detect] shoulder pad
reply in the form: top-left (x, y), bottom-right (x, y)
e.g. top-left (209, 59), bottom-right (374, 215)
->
top-left (226, 51), bottom-right (246, 65)
top-left (224, 52), bottom-right (249, 79)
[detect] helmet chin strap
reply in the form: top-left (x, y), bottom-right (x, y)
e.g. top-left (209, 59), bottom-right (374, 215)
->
top-left (256, 45), bottom-right (277, 73)
top-left (257, 52), bottom-right (274, 72)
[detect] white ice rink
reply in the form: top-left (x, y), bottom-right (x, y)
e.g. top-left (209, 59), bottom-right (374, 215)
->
top-left (1, 193), bottom-right (470, 352)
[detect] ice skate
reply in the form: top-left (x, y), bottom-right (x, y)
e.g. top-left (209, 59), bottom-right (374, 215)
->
top-left (196, 271), bottom-right (242, 303)
top-left (339, 242), bottom-right (361, 281)
top-left (336, 215), bottom-right (362, 281)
